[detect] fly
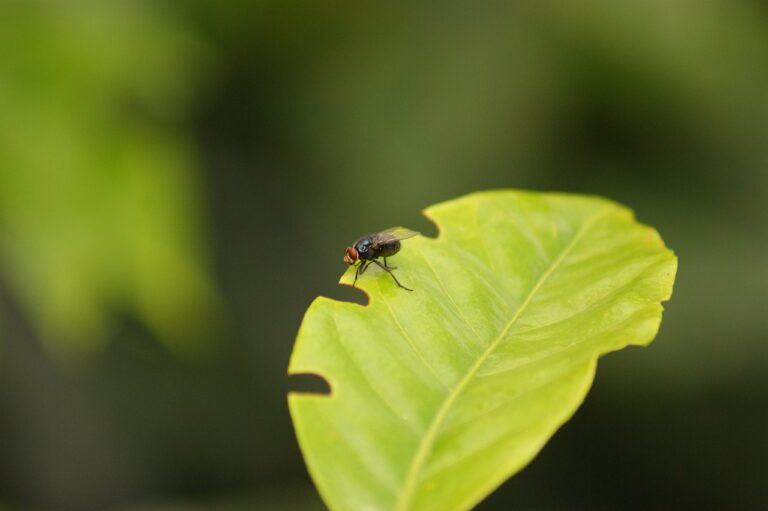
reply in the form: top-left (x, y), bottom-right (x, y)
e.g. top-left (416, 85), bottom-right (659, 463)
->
top-left (343, 227), bottom-right (419, 291)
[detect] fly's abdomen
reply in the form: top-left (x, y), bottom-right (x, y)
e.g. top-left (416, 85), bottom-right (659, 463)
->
top-left (378, 239), bottom-right (401, 258)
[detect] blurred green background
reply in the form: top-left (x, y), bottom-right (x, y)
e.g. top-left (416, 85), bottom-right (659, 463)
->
top-left (0, 1), bottom-right (766, 509)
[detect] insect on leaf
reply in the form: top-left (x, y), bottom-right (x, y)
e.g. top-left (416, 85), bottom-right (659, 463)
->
top-left (288, 190), bottom-right (677, 511)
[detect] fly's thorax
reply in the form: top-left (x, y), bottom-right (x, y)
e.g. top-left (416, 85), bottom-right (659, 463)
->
top-left (354, 237), bottom-right (374, 260)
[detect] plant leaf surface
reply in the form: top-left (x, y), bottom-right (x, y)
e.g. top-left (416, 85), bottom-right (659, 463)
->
top-left (289, 190), bottom-right (677, 511)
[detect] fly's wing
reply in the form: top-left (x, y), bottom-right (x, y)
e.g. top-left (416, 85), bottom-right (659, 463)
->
top-left (375, 226), bottom-right (420, 243)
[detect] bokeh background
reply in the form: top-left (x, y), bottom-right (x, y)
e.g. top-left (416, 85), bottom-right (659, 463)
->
top-left (1, 1), bottom-right (767, 510)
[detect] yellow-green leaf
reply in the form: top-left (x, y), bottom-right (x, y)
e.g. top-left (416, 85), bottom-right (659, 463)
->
top-left (289, 190), bottom-right (677, 511)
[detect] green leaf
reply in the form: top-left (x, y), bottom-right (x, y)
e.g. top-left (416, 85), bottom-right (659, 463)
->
top-left (0, 3), bottom-right (218, 358)
top-left (288, 190), bottom-right (677, 511)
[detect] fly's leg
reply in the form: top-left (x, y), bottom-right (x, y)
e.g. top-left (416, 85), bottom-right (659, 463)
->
top-left (352, 262), bottom-right (364, 287)
top-left (383, 257), bottom-right (397, 270)
top-left (352, 263), bottom-right (360, 287)
top-left (372, 259), bottom-right (413, 291)
top-left (352, 260), bottom-right (371, 287)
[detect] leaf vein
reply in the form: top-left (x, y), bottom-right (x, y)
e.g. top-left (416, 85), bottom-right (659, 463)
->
top-left (422, 364), bottom-right (575, 480)
top-left (394, 207), bottom-right (608, 511)
top-left (331, 306), bottom-right (421, 436)
top-left (478, 254), bottom-right (668, 359)
top-left (377, 283), bottom-right (450, 391)
top-left (414, 245), bottom-right (482, 358)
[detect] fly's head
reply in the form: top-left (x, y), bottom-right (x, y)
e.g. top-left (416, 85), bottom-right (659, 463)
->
top-left (343, 246), bottom-right (359, 265)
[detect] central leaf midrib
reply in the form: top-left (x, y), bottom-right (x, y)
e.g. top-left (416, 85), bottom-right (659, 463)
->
top-left (394, 208), bottom-right (607, 511)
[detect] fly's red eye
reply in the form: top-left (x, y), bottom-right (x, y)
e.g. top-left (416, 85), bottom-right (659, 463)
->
top-left (343, 247), bottom-right (358, 265)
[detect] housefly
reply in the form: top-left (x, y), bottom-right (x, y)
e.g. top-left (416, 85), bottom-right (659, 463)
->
top-left (343, 227), bottom-right (419, 291)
